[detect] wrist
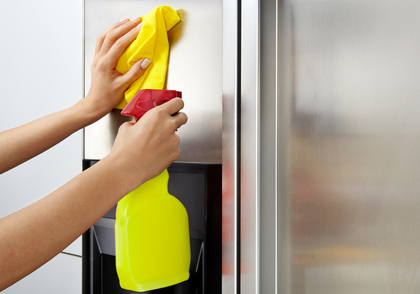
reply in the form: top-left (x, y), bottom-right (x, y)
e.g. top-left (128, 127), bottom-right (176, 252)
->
top-left (101, 152), bottom-right (147, 196)
top-left (72, 98), bottom-right (108, 126)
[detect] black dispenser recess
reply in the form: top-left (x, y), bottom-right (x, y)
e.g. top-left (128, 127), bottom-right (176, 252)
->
top-left (82, 161), bottom-right (222, 294)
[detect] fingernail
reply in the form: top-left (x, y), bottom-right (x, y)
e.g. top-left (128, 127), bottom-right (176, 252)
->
top-left (132, 16), bottom-right (141, 22)
top-left (136, 22), bottom-right (144, 29)
top-left (141, 59), bottom-right (151, 69)
top-left (119, 17), bottom-right (129, 23)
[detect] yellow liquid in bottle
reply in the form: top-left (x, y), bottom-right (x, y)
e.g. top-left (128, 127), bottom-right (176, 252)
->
top-left (115, 169), bottom-right (190, 292)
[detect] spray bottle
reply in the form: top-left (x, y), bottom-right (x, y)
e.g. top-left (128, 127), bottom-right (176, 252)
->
top-left (115, 89), bottom-right (190, 292)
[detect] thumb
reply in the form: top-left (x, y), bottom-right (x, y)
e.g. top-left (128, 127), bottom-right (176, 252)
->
top-left (119, 58), bottom-right (152, 88)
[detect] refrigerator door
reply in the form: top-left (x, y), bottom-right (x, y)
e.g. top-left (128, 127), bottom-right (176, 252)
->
top-left (276, 0), bottom-right (420, 293)
top-left (238, 0), bottom-right (420, 293)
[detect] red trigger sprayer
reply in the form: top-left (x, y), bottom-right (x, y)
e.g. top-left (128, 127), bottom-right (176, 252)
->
top-left (121, 89), bottom-right (182, 121)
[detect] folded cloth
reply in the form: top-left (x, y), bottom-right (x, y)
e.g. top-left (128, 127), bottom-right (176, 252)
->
top-left (115, 5), bottom-right (181, 109)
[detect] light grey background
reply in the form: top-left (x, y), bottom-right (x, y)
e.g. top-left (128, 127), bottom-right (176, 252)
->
top-left (0, 1), bottom-right (83, 293)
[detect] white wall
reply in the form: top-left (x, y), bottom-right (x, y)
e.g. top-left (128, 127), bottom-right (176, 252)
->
top-left (0, 0), bottom-right (83, 292)
top-left (2, 253), bottom-right (82, 294)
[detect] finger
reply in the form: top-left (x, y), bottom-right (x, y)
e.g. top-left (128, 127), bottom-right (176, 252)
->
top-left (172, 112), bottom-right (188, 129)
top-left (105, 24), bottom-right (144, 69)
top-left (100, 17), bottom-right (142, 55)
top-left (95, 18), bottom-right (130, 55)
top-left (116, 58), bottom-right (151, 88)
top-left (158, 98), bottom-right (185, 116)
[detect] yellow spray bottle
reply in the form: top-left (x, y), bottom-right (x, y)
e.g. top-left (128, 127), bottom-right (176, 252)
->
top-left (115, 89), bottom-right (190, 292)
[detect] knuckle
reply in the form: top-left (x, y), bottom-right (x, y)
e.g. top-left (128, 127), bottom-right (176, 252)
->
top-left (113, 38), bottom-right (125, 50)
top-left (118, 123), bottom-right (126, 132)
top-left (178, 98), bottom-right (185, 108)
top-left (181, 112), bottom-right (188, 123)
top-left (102, 31), bottom-right (118, 46)
top-left (105, 30), bottom-right (117, 40)
top-left (97, 33), bottom-right (104, 43)
top-left (155, 108), bottom-right (167, 119)
top-left (172, 149), bottom-right (181, 161)
top-left (174, 134), bottom-right (181, 145)
top-left (170, 119), bottom-right (178, 130)
top-left (96, 57), bottom-right (109, 71)
top-left (118, 121), bottom-right (131, 132)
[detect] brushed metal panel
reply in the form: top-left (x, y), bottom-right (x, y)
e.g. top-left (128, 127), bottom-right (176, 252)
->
top-left (222, 0), bottom-right (240, 293)
top-left (84, 0), bottom-right (222, 163)
top-left (240, 0), bottom-right (260, 293)
top-left (260, 0), bottom-right (278, 290)
top-left (260, 0), bottom-right (292, 293)
top-left (276, 2), bottom-right (293, 294)
top-left (284, 1), bottom-right (420, 293)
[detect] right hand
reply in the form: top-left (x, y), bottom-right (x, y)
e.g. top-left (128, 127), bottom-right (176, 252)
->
top-left (109, 98), bottom-right (188, 191)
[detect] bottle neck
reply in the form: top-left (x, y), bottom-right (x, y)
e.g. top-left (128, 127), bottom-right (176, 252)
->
top-left (136, 168), bottom-right (169, 195)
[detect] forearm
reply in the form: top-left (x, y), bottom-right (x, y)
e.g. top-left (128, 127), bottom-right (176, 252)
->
top-left (0, 155), bottom-right (139, 291)
top-left (0, 97), bottom-right (187, 291)
top-left (0, 17), bottom-right (147, 175)
top-left (0, 99), bottom-right (100, 174)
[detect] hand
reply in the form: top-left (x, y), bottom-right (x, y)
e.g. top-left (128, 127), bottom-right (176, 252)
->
top-left (108, 98), bottom-right (188, 191)
top-left (83, 17), bottom-right (151, 119)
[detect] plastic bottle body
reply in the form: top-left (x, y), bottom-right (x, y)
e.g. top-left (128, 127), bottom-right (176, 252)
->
top-left (115, 169), bottom-right (191, 292)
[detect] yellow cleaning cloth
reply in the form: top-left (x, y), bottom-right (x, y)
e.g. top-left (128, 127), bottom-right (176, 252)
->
top-left (115, 5), bottom-right (181, 109)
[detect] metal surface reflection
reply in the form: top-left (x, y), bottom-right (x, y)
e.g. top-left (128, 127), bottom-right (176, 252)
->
top-left (286, 1), bottom-right (420, 293)
top-left (84, 0), bottom-right (222, 163)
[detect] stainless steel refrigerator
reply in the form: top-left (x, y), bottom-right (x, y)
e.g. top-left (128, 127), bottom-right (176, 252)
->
top-left (83, 0), bottom-right (420, 293)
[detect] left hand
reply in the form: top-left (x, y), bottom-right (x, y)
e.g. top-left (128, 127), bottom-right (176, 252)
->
top-left (83, 17), bottom-right (150, 119)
